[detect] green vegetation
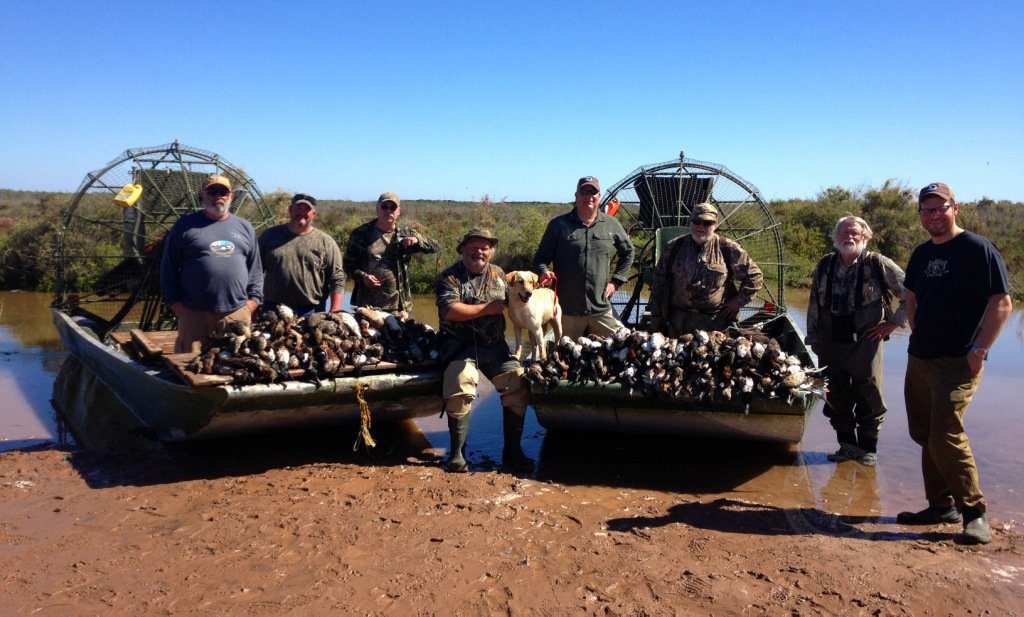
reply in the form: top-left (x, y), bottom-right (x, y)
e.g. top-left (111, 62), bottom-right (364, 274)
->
top-left (2, 184), bottom-right (1021, 299)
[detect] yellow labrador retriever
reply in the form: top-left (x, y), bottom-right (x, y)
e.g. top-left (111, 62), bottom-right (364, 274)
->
top-left (505, 271), bottom-right (562, 361)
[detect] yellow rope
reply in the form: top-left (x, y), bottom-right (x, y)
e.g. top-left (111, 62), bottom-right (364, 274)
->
top-left (352, 382), bottom-right (377, 451)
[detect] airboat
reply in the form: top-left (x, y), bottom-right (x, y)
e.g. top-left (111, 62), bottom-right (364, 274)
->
top-left (529, 152), bottom-right (820, 443)
top-left (50, 142), bottom-right (442, 445)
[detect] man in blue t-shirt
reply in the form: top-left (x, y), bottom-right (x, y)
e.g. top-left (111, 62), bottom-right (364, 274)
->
top-left (160, 174), bottom-right (264, 353)
top-left (897, 182), bottom-right (1012, 545)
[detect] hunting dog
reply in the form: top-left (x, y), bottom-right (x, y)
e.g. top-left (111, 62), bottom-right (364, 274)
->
top-left (505, 271), bottom-right (563, 361)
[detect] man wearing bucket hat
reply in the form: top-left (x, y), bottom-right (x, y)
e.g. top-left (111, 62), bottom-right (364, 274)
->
top-left (435, 228), bottom-right (533, 473)
top-left (343, 191), bottom-right (438, 313)
top-left (649, 202), bottom-right (763, 336)
top-left (160, 174), bottom-right (263, 353)
top-left (258, 193), bottom-right (345, 316)
top-left (533, 176), bottom-right (635, 339)
top-left (897, 182), bottom-right (1012, 545)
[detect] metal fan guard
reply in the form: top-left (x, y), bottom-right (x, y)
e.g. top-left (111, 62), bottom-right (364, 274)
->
top-left (603, 153), bottom-right (787, 326)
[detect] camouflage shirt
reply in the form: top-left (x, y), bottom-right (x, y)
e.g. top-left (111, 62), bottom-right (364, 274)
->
top-left (435, 261), bottom-right (508, 351)
top-left (342, 219), bottom-right (438, 313)
top-left (650, 234), bottom-right (763, 318)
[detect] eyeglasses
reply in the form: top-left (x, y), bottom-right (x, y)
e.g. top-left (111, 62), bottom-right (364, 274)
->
top-left (579, 187), bottom-right (599, 197)
top-left (205, 186), bottom-right (231, 197)
top-left (379, 202), bottom-right (398, 212)
top-left (918, 204), bottom-right (952, 216)
top-left (691, 220), bottom-right (715, 227)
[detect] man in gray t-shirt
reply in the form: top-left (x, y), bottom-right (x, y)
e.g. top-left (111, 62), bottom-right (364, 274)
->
top-left (259, 193), bottom-right (345, 315)
top-left (160, 174), bottom-right (263, 353)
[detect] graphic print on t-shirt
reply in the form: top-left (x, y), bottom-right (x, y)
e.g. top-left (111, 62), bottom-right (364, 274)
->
top-left (210, 240), bottom-right (236, 257)
top-left (924, 259), bottom-right (948, 278)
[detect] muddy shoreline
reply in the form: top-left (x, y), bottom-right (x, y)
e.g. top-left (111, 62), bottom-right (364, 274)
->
top-left (3, 427), bottom-right (1022, 614)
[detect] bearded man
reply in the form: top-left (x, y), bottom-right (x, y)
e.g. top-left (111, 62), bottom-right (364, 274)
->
top-left (806, 215), bottom-right (906, 466)
top-left (650, 202), bottom-right (763, 336)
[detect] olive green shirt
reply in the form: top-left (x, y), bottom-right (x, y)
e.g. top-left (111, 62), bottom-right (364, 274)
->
top-left (532, 209), bottom-right (635, 316)
top-left (258, 225), bottom-right (345, 310)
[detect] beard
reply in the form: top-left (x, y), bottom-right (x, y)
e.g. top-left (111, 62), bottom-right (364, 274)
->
top-left (835, 238), bottom-right (867, 257)
top-left (205, 201), bottom-right (230, 219)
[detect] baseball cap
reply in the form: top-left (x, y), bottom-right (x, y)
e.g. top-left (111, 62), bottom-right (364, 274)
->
top-left (377, 191), bottom-right (401, 208)
top-left (691, 202), bottom-right (719, 222)
top-left (577, 176), bottom-right (600, 193)
top-left (204, 174), bottom-right (232, 191)
top-left (291, 193), bottom-right (317, 209)
top-left (918, 182), bottom-right (955, 203)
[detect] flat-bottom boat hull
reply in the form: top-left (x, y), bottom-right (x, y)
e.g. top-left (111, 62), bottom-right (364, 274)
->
top-left (52, 309), bottom-right (443, 443)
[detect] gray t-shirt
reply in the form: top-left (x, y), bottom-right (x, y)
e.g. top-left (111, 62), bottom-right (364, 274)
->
top-left (259, 225), bottom-right (345, 309)
top-left (160, 211), bottom-right (263, 313)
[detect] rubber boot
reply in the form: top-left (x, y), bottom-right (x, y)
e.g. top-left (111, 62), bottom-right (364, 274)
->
top-left (502, 407), bottom-right (534, 471)
top-left (445, 414), bottom-right (470, 473)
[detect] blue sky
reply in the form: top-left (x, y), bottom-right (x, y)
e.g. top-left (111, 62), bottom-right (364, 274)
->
top-left (1, 1), bottom-right (1022, 202)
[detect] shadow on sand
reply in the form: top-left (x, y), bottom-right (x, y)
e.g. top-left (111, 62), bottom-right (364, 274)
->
top-left (606, 497), bottom-right (961, 543)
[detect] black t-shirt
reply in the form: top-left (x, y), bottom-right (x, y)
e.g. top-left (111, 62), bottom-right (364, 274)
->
top-left (905, 231), bottom-right (1010, 358)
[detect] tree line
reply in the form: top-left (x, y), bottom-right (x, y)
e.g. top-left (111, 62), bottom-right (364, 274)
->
top-left (1, 183), bottom-right (1020, 300)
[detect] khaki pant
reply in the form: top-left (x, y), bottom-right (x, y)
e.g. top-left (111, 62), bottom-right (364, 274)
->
top-left (904, 354), bottom-right (986, 512)
top-left (442, 343), bottom-right (528, 418)
top-left (562, 310), bottom-right (623, 340)
top-left (175, 304), bottom-right (252, 354)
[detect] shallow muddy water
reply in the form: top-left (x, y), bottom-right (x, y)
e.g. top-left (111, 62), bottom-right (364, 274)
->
top-left (3, 289), bottom-right (1023, 520)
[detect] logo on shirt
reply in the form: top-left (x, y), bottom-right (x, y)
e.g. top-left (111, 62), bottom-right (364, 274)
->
top-left (210, 240), bottom-right (236, 257)
top-left (924, 258), bottom-right (948, 278)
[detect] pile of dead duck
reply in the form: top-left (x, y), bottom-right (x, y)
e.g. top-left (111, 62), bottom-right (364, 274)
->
top-left (524, 325), bottom-right (826, 407)
top-left (185, 305), bottom-right (440, 385)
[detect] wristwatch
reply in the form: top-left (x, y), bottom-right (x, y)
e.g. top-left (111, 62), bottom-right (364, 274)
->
top-left (970, 344), bottom-right (988, 361)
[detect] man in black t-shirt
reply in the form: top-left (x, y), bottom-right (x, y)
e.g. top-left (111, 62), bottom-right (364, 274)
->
top-left (897, 182), bottom-right (1012, 545)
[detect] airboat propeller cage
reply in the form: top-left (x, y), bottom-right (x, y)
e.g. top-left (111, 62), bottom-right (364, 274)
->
top-left (53, 141), bottom-right (276, 335)
top-left (601, 152), bottom-right (787, 325)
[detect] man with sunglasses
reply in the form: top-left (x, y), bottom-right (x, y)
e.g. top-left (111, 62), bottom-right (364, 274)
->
top-left (649, 202), bottom-right (763, 336)
top-left (533, 176), bottom-right (635, 339)
top-left (897, 182), bottom-right (1012, 545)
top-left (258, 193), bottom-right (345, 316)
top-left (160, 174), bottom-right (263, 353)
top-left (343, 191), bottom-right (438, 313)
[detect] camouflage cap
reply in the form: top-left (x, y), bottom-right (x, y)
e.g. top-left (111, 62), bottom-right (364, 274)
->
top-left (203, 174), bottom-right (232, 191)
top-left (456, 227), bottom-right (499, 253)
top-left (377, 191), bottom-right (401, 208)
top-left (690, 202), bottom-right (719, 222)
top-left (918, 182), bottom-right (955, 204)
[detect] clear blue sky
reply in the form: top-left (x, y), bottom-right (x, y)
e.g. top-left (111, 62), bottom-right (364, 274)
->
top-left (1, 1), bottom-right (1022, 202)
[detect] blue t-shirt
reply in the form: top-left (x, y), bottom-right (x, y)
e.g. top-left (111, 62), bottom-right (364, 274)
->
top-left (160, 211), bottom-right (263, 313)
top-left (904, 230), bottom-right (1009, 359)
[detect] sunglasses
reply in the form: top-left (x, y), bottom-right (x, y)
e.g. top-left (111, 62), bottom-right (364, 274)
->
top-left (579, 187), bottom-right (599, 196)
top-left (691, 219), bottom-right (715, 227)
top-left (205, 186), bottom-right (231, 197)
top-left (379, 202), bottom-right (398, 212)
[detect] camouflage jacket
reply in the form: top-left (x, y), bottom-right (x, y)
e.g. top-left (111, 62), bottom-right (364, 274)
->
top-left (650, 234), bottom-right (763, 318)
top-left (435, 261), bottom-right (508, 354)
top-left (342, 219), bottom-right (438, 313)
top-left (805, 250), bottom-right (906, 346)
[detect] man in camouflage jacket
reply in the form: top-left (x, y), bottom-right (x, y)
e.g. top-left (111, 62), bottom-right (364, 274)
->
top-left (650, 202), bottom-right (763, 335)
top-left (343, 191), bottom-right (438, 313)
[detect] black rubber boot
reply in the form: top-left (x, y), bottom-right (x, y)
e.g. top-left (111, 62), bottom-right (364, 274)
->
top-left (445, 414), bottom-right (470, 473)
top-left (502, 407), bottom-right (534, 471)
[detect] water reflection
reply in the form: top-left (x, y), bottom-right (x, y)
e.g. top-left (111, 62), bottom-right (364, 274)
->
top-left (4, 290), bottom-right (1024, 521)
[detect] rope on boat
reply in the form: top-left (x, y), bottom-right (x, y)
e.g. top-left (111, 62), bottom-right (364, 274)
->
top-left (352, 382), bottom-right (377, 451)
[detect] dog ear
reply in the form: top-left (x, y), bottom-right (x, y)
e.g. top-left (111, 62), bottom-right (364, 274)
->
top-left (505, 272), bottom-right (516, 284)
top-left (530, 272), bottom-right (539, 285)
